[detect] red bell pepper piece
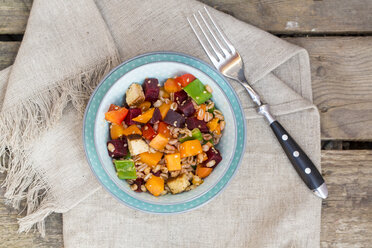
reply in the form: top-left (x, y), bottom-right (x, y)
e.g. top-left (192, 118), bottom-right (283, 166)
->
top-left (175, 74), bottom-right (196, 88)
top-left (142, 123), bottom-right (157, 140)
top-left (108, 104), bottom-right (120, 112)
top-left (105, 107), bottom-right (129, 125)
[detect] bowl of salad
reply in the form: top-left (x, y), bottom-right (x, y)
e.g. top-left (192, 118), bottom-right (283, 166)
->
top-left (83, 52), bottom-right (246, 213)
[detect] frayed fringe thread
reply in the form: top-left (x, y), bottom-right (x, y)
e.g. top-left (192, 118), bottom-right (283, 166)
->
top-left (0, 56), bottom-right (120, 236)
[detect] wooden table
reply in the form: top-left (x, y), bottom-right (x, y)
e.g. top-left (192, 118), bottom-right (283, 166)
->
top-left (1, 0), bottom-right (371, 247)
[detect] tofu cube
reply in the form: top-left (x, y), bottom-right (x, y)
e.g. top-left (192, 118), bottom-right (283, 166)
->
top-left (126, 83), bottom-right (145, 107)
top-left (127, 134), bottom-right (149, 155)
top-left (167, 174), bottom-right (190, 194)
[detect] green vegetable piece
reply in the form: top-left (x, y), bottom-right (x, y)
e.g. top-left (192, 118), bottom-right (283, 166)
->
top-left (207, 106), bottom-right (215, 113)
top-left (183, 79), bottom-right (212, 104)
top-left (203, 138), bottom-right (214, 145)
top-left (178, 128), bottom-right (203, 142)
top-left (114, 159), bottom-right (137, 179)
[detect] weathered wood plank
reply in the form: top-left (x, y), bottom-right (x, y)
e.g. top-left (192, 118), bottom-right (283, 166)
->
top-left (2, 1), bottom-right (372, 35)
top-left (0, 41), bottom-right (20, 70)
top-left (201, 0), bottom-right (372, 34)
top-left (0, 0), bottom-right (32, 34)
top-left (320, 150), bottom-right (372, 248)
top-left (0, 174), bottom-right (63, 248)
top-left (285, 37), bottom-right (372, 140)
top-left (1, 150), bottom-right (370, 247)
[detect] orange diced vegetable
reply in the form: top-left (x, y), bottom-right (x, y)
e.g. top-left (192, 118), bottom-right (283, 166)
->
top-left (105, 107), bottom-right (129, 125)
top-left (139, 151), bottom-right (163, 167)
top-left (164, 78), bottom-right (181, 93)
top-left (142, 124), bottom-right (157, 140)
top-left (145, 176), bottom-right (164, 196)
top-left (139, 101), bottom-right (151, 112)
top-left (197, 104), bottom-right (206, 120)
top-left (206, 118), bottom-right (219, 133)
top-left (157, 122), bottom-right (171, 138)
top-left (122, 124), bottom-right (142, 136)
top-left (108, 104), bottom-right (120, 111)
top-left (214, 124), bottom-right (221, 135)
top-left (132, 108), bottom-right (155, 123)
top-left (202, 152), bottom-right (208, 162)
top-left (110, 123), bottom-right (126, 139)
top-left (149, 133), bottom-right (169, 150)
top-left (196, 164), bottom-right (213, 178)
top-left (165, 153), bottom-right (181, 171)
top-left (179, 140), bottom-right (203, 158)
top-left (158, 102), bottom-right (171, 119)
top-left (160, 87), bottom-right (170, 98)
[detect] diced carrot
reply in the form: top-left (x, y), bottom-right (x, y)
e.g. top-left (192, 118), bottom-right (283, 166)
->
top-left (164, 78), bottom-right (181, 93)
top-left (157, 122), bottom-right (171, 138)
top-left (142, 124), bottom-right (157, 140)
top-left (165, 153), bottom-right (181, 171)
top-left (158, 102), bottom-right (171, 119)
top-left (139, 101), bottom-right (151, 112)
top-left (206, 118), bottom-right (219, 133)
top-left (122, 124), bottom-right (142, 136)
top-left (179, 140), bottom-right (203, 158)
top-left (105, 107), bottom-right (129, 125)
top-left (197, 104), bottom-right (206, 120)
top-left (110, 123), bottom-right (126, 139)
top-left (108, 104), bottom-right (120, 112)
top-left (139, 151), bottom-right (163, 167)
top-left (149, 133), bottom-right (169, 150)
top-left (196, 164), bottom-right (213, 178)
top-left (132, 108), bottom-right (155, 123)
top-left (145, 176), bottom-right (164, 196)
top-left (175, 74), bottom-right (196, 87)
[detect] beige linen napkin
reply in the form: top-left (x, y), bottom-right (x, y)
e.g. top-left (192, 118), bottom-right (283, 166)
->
top-left (0, 0), bottom-right (321, 247)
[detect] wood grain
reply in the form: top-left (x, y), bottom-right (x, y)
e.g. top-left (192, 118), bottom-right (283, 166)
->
top-left (286, 37), bottom-right (372, 140)
top-left (2, 1), bottom-right (372, 35)
top-left (0, 0), bottom-right (32, 34)
top-left (320, 150), bottom-right (372, 248)
top-left (200, 0), bottom-right (372, 34)
top-left (1, 151), bottom-right (371, 247)
top-left (0, 41), bottom-right (20, 70)
top-left (0, 174), bottom-right (63, 248)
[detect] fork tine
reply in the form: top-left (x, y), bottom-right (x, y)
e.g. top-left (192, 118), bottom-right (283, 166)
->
top-left (187, 17), bottom-right (219, 66)
top-left (204, 6), bottom-right (236, 54)
top-left (198, 10), bottom-right (230, 58)
top-left (192, 14), bottom-right (224, 62)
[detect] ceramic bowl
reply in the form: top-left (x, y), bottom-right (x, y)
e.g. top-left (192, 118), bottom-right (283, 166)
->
top-left (83, 52), bottom-right (246, 213)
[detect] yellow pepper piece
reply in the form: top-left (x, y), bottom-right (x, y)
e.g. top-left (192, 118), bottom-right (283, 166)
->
top-left (132, 108), bottom-right (155, 123)
top-left (206, 118), bottom-right (219, 133)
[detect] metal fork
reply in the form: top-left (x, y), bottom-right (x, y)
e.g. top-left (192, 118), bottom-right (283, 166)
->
top-left (188, 7), bottom-right (328, 199)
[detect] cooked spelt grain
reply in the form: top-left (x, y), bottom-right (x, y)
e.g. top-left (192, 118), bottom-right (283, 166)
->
top-left (213, 109), bottom-right (224, 120)
top-left (127, 179), bottom-right (135, 185)
top-left (170, 170), bottom-right (180, 177)
top-left (153, 164), bottom-right (161, 173)
top-left (107, 143), bottom-right (115, 153)
top-left (168, 139), bottom-right (178, 145)
top-left (220, 120), bottom-right (225, 131)
top-left (205, 84), bottom-right (213, 93)
top-left (204, 112), bottom-right (213, 122)
top-left (149, 147), bottom-right (157, 153)
top-left (206, 101), bottom-right (214, 110)
top-left (202, 133), bottom-right (212, 140)
top-left (197, 153), bottom-right (205, 163)
top-left (144, 166), bottom-right (151, 175)
top-left (160, 173), bottom-right (169, 180)
top-left (153, 99), bottom-right (162, 108)
top-left (170, 92), bottom-right (175, 102)
top-left (202, 144), bottom-right (210, 152)
top-left (185, 185), bottom-right (197, 191)
top-left (170, 102), bottom-right (178, 110)
top-left (130, 184), bottom-right (138, 191)
top-left (141, 185), bottom-right (147, 192)
top-left (191, 99), bottom-right (199, 109)
top-left (165, 144), bottom-right (176, 151)
top-left (137, 164), bottom-right (147, 172)
top-left (206, 160), bottom-right (216, 167)
top-left (136, 171), bottom-right (144, 178)
top-left (153, 122), bottom-right (159, 131)
top-left (144, 173), bottom-right (152, 181)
